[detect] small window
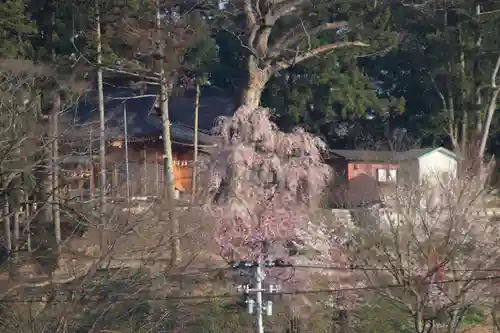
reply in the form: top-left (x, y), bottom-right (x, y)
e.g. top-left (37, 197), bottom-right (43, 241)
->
top-left (377, 168), bottom-right (397, 183)
top-left (377, 168), bottom-right (387, 182)
top-left (388, 169), bottom-right (397, 182)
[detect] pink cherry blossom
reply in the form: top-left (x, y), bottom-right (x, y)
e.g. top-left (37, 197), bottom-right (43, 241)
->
top-left (197, 106), bottom-right (362, 305)
top-left (198, 106), bottom-right (330, 258)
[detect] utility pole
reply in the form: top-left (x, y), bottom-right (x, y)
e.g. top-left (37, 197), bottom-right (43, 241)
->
top-left (190, 82), bottom-right (200, 204)
top-left (232, 259), bottom-right (286, 333)
top-left (123, 103), bottom-right (130, 203)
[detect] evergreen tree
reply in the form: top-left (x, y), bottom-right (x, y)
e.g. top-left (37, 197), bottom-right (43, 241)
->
top-left (209, 0), bottom-right (401, 109)
top-left (0, 0), bottom-right (34, 57)
top-left (362, 0), bottom-right (500, 158)
top-left (261, 52), bottom-right (403, 148)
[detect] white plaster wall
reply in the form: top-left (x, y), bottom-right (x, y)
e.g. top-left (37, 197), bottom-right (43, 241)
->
top-left (418, 150), bottom-right (457, 184)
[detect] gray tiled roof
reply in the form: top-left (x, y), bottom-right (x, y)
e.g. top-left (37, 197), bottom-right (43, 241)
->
top-left (169, 94), bottom-right (236, 131)
top-left (330, 147), bottom-right (456, 162)
top-left (329, 150), bottom-right (398, 162)
top-left (397, 148), bottom-right (435, 160)
top-left (62, 87), bottom-right (232, 146)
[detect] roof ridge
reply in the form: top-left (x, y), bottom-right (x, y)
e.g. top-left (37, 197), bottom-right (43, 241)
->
top-left (329, 147), bottom-right (455, 162)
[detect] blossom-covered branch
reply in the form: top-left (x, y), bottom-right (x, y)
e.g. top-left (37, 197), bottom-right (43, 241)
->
top-left (199, 105), bottom-right (331, 259)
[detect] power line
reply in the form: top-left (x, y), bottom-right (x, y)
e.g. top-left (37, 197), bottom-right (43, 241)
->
top-left (0, 293), bottom-right (238, 304)
top-left (289, 264), bottom-right (500, 273)
top-left (3, 259), bottom-right (500, 286)
top-left (230, 260), bottom-right (500, 273)
top-left (3, 262), bottom-right (500, 281)
top-left (185, 264), bottom-right (500, 274)
top-left (275, 274), bottom-right (500, 296)
top-left (2, 272), bottom-right (500, 304)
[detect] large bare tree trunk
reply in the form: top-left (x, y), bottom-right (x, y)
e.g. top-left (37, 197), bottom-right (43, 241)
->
top-left (156, 0), bottom-right (180, 264)
top-left (240, 57), bottom-right (271, 109)
top-left (236, 1), bottom-right (367, 110)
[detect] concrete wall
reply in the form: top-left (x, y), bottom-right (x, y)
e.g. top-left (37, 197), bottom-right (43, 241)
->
top-left (329, 207), bottom-right (500, 233)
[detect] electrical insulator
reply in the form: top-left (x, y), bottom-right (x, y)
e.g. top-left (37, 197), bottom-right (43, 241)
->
top-left (247, 298), bottom-right (255, 314)
top-left (265, 301), bottom-right (273, 316)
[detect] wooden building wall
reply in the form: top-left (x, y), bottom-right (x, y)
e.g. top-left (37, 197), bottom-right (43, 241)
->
top-left (62, 140), bottom-right (199, 198)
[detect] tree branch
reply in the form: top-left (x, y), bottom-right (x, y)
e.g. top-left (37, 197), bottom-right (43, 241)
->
top-left (478, 53), bottom-right (500, 157)
top-left (244, 0), bottom-right (257, 28)
top-left (268, 21), bottom-right (348, 59)
top-left (102, 66), bottom-right (160, 82)
top-left (272, 41), bottom-right (368, 72)
top-left (478, 86), bottom-right (500, 157)
top-left (492, 53), bottom-right (500, 88)
top-left (244, 0), bottom-right (259, 47)
top-left (429, 74), bottom-right (459, 148)
top-left (255, 26), bottom-right (273, 56)
top-left (273, 0), bottom-right (307, 20)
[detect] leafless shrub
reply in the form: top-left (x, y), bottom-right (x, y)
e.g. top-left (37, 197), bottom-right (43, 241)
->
top-left (349, 163), bottom-right (499, 333)
top-left (0, 193), bottom-right (214, 332)
top-left (0, 62), bottom-right (209, 333)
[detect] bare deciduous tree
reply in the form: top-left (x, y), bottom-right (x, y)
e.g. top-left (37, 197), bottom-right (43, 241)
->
top-left (1, 182), bottom-right (207, 333)
top-left (349, 164), bottom-right (500, 333)
top-left (0, 61), bottom-right (210, 333)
